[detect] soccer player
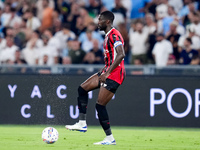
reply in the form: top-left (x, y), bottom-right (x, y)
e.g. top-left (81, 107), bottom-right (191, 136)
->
top-left (65, 11), bottom-right (126, 145)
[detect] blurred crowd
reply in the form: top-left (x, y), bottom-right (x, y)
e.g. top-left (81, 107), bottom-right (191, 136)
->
top-left (0, 0), bottom-right (199, 67)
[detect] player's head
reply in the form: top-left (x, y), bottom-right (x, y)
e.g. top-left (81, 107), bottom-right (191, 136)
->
top-left (98, 11), bottom-right (114, 31)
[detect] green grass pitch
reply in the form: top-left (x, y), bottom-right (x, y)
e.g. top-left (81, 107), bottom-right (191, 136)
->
top-left (0, 125), bottom-right (200, 150)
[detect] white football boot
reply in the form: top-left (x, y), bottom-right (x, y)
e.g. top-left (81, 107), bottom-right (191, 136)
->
top-left (93, 134), bottom-right (116, 145)
top-left (65, 120), bottom-right (87, 132)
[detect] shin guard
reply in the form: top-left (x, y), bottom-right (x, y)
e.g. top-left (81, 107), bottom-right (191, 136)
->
top-left (77, 86), bottom-right (88, 116)
top-left (96, 103), bottom-right (112, 135)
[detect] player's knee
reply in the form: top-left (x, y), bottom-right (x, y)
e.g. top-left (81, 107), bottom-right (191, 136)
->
top-left (96, 99), bottom-right (106, 106)
top-left (78, 86), bottom-right (88, 96)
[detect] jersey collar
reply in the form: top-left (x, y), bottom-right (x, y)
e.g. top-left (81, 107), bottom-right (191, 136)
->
top-left (105, 27), bottom-right (114, 37)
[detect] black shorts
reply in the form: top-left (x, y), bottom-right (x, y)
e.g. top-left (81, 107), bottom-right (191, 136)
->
top-left (97, 72), bottom-right (120, 93)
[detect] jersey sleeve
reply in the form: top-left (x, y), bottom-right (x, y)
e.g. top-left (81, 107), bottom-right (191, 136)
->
top-left (110, 33), bottom-right (123, 49)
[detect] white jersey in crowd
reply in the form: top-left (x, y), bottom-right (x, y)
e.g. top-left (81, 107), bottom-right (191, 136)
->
top-left (0, 45), bottom-right (18, 62)
top-left (129, 29), bottom-right (148, 55)
top-left (54, 30), bottom-right (76, 56)
top-left (47, 36), bottom-right (61, 52)
top-left (152, 39), bottom-right (173, 67)
top-left (178, 35), bottom-right (200, 50)
top-left (188, 23), bottom-right (200, 37)
top-left (0, 38), bottom-right (6, 51)
top-left (1, 13), bottom-right (22, 27)
top-left (22, 48), bottom-right (38, 65)
top-left (26, 17), bottom-right (41, 31)
top-left (36, 45), bottom-right (58, 66)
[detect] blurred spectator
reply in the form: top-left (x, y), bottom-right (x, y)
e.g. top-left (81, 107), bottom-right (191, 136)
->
top-left (168, 0), bottom-right (183, 14)
top-left (83, 52), bottom-right (96, 64)
top-left (121, 0), bottom-right (132, 19)
top-left (131, 58), bottom-right (144, 75)
top-left (14, 50), bottom-right (27, 64)
top-left (25, 30), bottom-right (43, 49)
top-left (152, 33), bottom-right (173, 67)
top-left (129, 21), bottom-right (149, 64)
top-left (179, 37), bottom-right (198, 65)
top-left (87, 0), bottom-right (103, 18)
top-left (68, 39), bottom-right (86, 64)
top-left (51, 15), bottom-right (62, 34)
top-left (36, 34), bottom-right (58, 65)
top-left (190, 55), bottom-right (200, 65)
top-left (62, 56), bottom-right (72, 64)
top-left (2, 7), bottom-right (22, 28)
top-left (23, 10), bottom-right (41, 31)
top-left (158, 5), bottom-right (175, 34)
top-left (178, 25), bottom-right (200, 51)
top-left (112, 12), bottom-right (125, 29)
top-left (22, 30), bottom-right (43, 65)
top-left (13, 18), bottom-right (33, 50)
top-left (54, 23), bottom-right (76, 57)
top-left (111, 0), bottom-right (127, 25)
top-left (187, 12), bottom-right (200, 37)
top-left (144, 13), bottom-right (157, 34)
top-left (83, 39), bottom-right (104, 64)
top-left (101, 0), bottom-right (114, 11)
top-left (17, 0), bottom-right (32, 16)
top-left (1, 3), bottom-right (11, 27)
top-left (67, 2), bottom-right (80, 26)
top-left (178, 1), bottom-right (199, 26)
top-left (134, 58), bottom-right (144, 65)
top-left (0, 33), bottom-right (6, 50)
top-left (43, 28), bottom-right (60, 64)
top-left (144, 13), bottom-right (157, 63)
top-left (145, 0), bottom-right (159, 16)
top-left (72, 16), bottom-right (86, 36)
top-left (0, 0), bottom-right (4, 9)
top-left (117, 22), bottom-right (129, 64)
top-left (0, 36), bottom-right (19, 64)
top-left (130, 0), bottom-right (151, 19)
top-left (79, 7), bottom-right (94, 27)
top-left (156, 0), bottom-right (168, 20)
top-left (167, 54), bottom-right (176, 65)
top-left (78, 22), bottom-right (103, 50)
top-left (166, 21), bottom-right (181, 61)
top-left (81, 29), bottom-right (95, 53)
top-left (54, 0), bottom-right (70, 23)
top-left (146, 32), bottom-right (157, 64)
top-left (62, 37), bottom-right (74, 58)
top-left (5, 27), bottom-right (14, 37)
top-left (36, 0), bottom-right (54, 20)
top-left (161, 5), bottom-right (185, 36)
top-left (0, 7), bottom-right (3, 31)
top-left (39, 0), bottom-right (54, 32)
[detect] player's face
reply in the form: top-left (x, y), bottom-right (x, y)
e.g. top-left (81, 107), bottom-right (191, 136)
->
top-left (97, 15), bottom-right (107, 31)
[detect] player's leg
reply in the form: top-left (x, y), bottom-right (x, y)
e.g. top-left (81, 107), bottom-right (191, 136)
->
top-left (65, 73), bottom-right (100, 132)
top-left (77, 73), bottom-right (100, 122)
top-left (94, 85), bottom-right (116, 145)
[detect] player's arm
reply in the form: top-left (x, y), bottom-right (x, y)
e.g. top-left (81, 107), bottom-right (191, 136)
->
top-left (99, 44), bottom-right (125, 83)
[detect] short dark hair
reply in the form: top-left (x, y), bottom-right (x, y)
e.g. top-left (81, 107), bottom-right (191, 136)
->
top-left (186, 37), bottom-right (192, 44)
top-left (62, 23), bottom-right (71, 30)
top-left (100, 11), bottom-right (115, 23)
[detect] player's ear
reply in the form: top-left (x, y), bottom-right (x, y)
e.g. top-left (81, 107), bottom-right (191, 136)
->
top-left (106, 20), bottom-right (110, 24)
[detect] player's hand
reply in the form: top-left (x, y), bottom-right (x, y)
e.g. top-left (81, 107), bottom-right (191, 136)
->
top-left (99, 72), bottom-right (109, 83)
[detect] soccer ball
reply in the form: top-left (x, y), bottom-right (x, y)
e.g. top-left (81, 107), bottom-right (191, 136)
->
top-left (42, 127), bottom-right (59, 144)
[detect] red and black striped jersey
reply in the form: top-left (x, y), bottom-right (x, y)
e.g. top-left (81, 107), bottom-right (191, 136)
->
top-left (103, 28), bottom-right (125, 84)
